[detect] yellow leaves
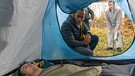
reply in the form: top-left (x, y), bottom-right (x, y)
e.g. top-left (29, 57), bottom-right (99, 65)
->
top-left (91, 26), bottom-right (134, 57)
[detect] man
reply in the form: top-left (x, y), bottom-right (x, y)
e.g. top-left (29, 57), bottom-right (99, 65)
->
top-left (83, 7), bottom-right (94, 30)
top-left (105, 1), bottom-right (122, 52)
top-left (19, 63), bottom-right (102, 76)
top-left (61, 9), bottom-right (98, 56)
top-left (19, 63), bottom-right (42, 76)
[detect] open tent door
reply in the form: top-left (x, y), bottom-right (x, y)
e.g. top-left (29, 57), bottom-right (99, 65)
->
top-left (42, 0), bottom-right (135, 60)
top-left (42, 0), bottom-right (95, 60)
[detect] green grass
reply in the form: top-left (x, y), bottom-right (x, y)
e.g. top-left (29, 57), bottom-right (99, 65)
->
top-left (91, 27), bottom-right (134, 57)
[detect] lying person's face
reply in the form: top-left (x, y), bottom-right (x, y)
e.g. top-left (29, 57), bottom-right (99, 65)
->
top-left (20, 63), bottom-right (39, 76)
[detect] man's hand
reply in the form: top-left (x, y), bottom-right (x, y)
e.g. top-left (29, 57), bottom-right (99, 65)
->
top-left (83, 33), bottom-right (91, 45)
top-left (87, 45), bottom-right (90, 49)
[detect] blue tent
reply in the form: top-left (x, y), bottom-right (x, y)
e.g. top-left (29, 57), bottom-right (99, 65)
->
top-left (0, 0), bottom-right (135, 75)
top-left (42, 0), bottom-right (135, 60)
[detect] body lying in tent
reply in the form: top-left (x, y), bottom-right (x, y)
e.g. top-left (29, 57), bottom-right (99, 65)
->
top-left (4, 59), bottom-right (135, 76)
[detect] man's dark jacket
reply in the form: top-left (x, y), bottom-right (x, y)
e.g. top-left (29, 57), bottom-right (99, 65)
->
top-left (61, 15), bottom-right (91, 48)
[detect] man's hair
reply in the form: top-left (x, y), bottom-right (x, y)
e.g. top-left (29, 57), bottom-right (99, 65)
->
top-left (71, 9), bottom-right (84, 17)
top-left (74, 9), bottom-right (84, 14)
top-left (18, 61), bottom-right (28, 76)
top-left (18, 71), bottom-right (25, 76)
top-left (18, 66), bottom-right (25, 76)
top-left (108, 1), bottom-right (115, 5)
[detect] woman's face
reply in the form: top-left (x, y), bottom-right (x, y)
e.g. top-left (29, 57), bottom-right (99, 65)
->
top-left (20, 63), bottom-right (39, 75)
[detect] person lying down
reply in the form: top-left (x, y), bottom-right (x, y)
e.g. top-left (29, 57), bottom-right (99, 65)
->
top-left (18, 62), bottom-right (102, 76)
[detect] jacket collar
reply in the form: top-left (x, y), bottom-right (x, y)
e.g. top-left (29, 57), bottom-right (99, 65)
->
top-left (67, 15), bottom-right (76, 26)
top-left (109, 8), bottom-right (116, 12)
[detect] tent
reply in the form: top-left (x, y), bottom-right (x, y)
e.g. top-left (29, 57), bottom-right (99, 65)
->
top-left (0, 0), bottom-right (135, 75)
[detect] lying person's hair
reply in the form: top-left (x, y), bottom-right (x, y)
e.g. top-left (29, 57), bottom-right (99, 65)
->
top-left (18, 61), bottom-right (30, 76)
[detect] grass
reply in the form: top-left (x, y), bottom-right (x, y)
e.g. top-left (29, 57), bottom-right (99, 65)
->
top-left (90, 26), bottom-right (134, 57)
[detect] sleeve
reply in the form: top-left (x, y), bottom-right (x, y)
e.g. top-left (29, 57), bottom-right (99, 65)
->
top-left (61, 21), bottom-right (88, 48)
top-left (84, 8), bottom-right (90, 21)
top-left (83, 23), bottom-right (92, 35)
top-left (88, 7), bottom-right (94, 20)
top-left (115, 9), bottom-right (122, 31)
top-left (105, 10), bottom-right (111, 30)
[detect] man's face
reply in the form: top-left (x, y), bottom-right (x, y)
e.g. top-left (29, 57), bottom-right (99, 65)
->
top-left (108, 2), bottom-right (115, 10)
top-left (20, 63), bottom-right (39, 75)
top-left (73, 10), bottom-right (84, 25)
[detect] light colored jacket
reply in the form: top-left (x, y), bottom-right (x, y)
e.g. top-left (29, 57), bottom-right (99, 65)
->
top-left (105, 8), bottom-right (122, 31)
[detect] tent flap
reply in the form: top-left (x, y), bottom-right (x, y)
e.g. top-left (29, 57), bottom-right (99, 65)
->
top-left (58, 0), bottom-right (98, 14)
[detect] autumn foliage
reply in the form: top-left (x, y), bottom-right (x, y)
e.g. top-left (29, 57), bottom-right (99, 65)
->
top-left (90, 13), bottom-right (134, 56)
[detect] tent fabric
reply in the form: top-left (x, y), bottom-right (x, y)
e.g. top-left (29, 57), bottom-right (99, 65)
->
top-left (57, 0), bottom-right (98, 14)
top-left (100, 63), bottom-right (135, 76)
top-left (42, 0), bottom-right (91, 60)
top-left (114, 0), bottom-right (134, 22)
top-left (0, 0), bottom-right (13, 52)
top-left (0, 0), bottom-right (48, 75)
top-left (0, 0), bottom-right (135, 75)
top-left (127, 0), bottom-right (135, 23)
top-left (0, 0), bottom-right (13, 27)
top-left (42, 0), bottom-right (135, 60)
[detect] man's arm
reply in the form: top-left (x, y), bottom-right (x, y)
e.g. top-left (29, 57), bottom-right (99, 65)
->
top-left (83, 23), bottom-right (92, 49)
top-left (115, 9), bottom-right (122, 31)
top-left (83, 23), bottom-right (92, 35)
top-left (61, 21), bottom-right (88, 48)
top-left (105, 10), bottom-right (111, 30)
top-left (88, 7), bottom-right (94, 20)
